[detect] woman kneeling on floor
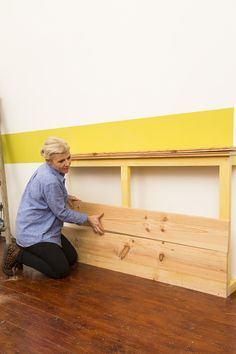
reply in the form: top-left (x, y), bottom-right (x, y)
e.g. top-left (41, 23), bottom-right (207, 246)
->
top-left (2, 137), bottom-right (104, 278)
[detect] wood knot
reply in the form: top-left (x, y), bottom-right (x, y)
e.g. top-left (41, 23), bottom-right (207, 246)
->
top-left (145, 227), bottom-right (150, 232)
top-left (119, 244), bottom-right (130, 260)
top-left (160, 226), bottom-right (165, 232)
top-left (159, 253), bottom-right (165, 262)
top-left (162, 216), bottom-right (168, 222)
top-left (144, 215), bottom-right (148, 219)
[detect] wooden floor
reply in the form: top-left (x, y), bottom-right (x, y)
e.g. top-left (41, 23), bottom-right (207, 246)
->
top-left (0, 239), bottom-right (236, 354)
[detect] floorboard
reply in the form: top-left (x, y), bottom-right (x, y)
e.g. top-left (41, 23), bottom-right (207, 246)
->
top-left (0, 239), bottom-right (236, 353)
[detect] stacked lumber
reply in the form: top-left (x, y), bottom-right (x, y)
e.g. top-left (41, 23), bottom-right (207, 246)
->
top-left (71, 147), bottom-right (236, 160)
top-left (63, 201), bottom-right (229, 297)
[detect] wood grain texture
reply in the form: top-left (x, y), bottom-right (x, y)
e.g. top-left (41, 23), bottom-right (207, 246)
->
top-left (63, 227), bottom-right (227, 297)
top-left (1, 237), bottom-right (236, 353)
top-left (71, 201), bottom-right (229, 252)
top-left (64, 201), bottom-right (229, 297)
top-left (71, 146), bottom-right (236, 160)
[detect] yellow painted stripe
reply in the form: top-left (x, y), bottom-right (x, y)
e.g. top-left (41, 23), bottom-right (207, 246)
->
top-left (2, 108), bottom-right (234, 163)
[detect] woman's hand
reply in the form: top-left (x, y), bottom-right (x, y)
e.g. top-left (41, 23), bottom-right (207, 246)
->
top-left (87, 213), bottom-right (104, 235)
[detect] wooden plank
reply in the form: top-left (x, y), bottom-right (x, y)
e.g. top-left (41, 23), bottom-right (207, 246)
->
top-left (232, 155), bottom-right (236, 166)
top-left (121, 165), bottom-right (131, 207)
top-left (70, 201), bottom-right (229, 252)
top-left (219, 159), bottom-right (232, 220)
top-left (62, 227), bottom-right (227, 297)
top-left (71, 147), bottom-right (236, 160)
top-left (70, 156), bottom-right (225, 168)
top-left (227, 278), bottom-right (236, 296)
top-left (218, 159), bottom-right (232, 289)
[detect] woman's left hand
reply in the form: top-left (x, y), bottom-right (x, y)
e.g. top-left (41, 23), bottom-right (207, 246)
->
top-left (87, 213), bottom-right (104, 235)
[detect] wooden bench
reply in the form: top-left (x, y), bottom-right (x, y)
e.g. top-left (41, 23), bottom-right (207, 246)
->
top-left (64, 147), bottom-right (236, 297)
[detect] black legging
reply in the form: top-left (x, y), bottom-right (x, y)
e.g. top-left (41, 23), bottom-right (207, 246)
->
top-left (17, 234), bottom-right (78, 279)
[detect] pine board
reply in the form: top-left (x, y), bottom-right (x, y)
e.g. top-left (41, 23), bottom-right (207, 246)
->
top-left (70, 201), bottom-right (229, 252)
top-left (64, 201), bottom-right (229, 296)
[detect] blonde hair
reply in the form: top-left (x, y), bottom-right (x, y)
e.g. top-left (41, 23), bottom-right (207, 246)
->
top-left (40, 137), bottom-right (70, 160)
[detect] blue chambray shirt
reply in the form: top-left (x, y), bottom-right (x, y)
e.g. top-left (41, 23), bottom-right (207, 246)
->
top-left (16, 163), bottom-right (88, 247)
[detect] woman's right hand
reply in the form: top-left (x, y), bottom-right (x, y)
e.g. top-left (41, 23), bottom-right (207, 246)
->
top-left (87, 213), bottom-right (104, 235)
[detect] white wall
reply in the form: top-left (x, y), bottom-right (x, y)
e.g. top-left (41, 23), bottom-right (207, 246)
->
top-left (0, 0), bottom-right (235, 134)
top-left (1, 1), bottom-right (236, 275)
top-left (67, 166), bottom-right (219, 217)
top-left (234, 110), bottom-right (236, 145)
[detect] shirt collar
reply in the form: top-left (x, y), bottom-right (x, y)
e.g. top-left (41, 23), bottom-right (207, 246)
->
top-left (45, 163), bottom-right (65, 183)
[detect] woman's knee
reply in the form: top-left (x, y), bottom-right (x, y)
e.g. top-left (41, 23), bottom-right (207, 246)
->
top-left (52, 263), bottom-right (70, 279)
top-left (70, 251), bottom-right (78, 265)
